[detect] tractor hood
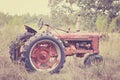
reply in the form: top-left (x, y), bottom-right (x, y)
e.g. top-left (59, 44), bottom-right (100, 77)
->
top-left (57, 33), bottom-right (100, 40)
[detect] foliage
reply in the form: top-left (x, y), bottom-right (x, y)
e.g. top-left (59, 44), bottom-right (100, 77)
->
top-left (8, 15), bottom-right (24, 26)
top-left (0, 12), bottom-right (7, 27)
top-left (96, 15), bottom-right (108, 32)
top-left (109, 16), bottom-right (120, 32)
top-left (0, 0), bottom-right (120, 32)
top-left (48, 0), bottom-right (120, 32)
top-left (0, 12), bottom-right (51, 28)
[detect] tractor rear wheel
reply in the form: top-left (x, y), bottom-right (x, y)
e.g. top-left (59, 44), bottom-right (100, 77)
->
top-left (9, 32), bottom-right (34, 62)
top-left (23, 33), bottom-right (65, 74)
top-left (84, 54), bottom-right (103, 67)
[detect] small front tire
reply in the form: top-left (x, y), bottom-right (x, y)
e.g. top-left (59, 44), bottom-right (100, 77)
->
top-left (84, 54), bottom-right (104, 67)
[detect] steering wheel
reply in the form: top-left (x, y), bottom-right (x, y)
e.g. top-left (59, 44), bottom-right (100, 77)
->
top-left (38, 18), bottom-right (69, 33)
top-left (38, 18), bottom-right (44, 30)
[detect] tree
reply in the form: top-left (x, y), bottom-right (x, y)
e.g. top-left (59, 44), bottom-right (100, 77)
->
top-left (8, 15), bottom-right (24, 26)
top-left (96, 15), bottom-right (108, 32)
top-left (48, 0), bottom-right (120, 31)
top-left (0, 12), bottom-right (7, 27)
top-left (109, 16), bottom-right (120, 32)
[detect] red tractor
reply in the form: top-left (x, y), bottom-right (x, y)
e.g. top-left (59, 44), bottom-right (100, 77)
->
top-left (9, 19), bottom-right (103, 74)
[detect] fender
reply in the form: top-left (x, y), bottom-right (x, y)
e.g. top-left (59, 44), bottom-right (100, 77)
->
top-left (24, 25), bottom-right (37, 34)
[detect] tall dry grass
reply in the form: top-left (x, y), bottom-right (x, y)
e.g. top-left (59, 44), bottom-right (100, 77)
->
top-left (0, 25), bottom-right (120, 80)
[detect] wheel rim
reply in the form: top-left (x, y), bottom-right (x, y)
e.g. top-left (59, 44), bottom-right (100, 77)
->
top-left (29, 39), bottom-right (61, 72)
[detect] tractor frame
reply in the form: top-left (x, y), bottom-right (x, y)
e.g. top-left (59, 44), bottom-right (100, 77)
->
top-left (9, 19), bottom-right (103, 74)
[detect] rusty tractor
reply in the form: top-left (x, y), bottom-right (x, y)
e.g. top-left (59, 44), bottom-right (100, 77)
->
top-left (9, 18), bottom-right (103, 74)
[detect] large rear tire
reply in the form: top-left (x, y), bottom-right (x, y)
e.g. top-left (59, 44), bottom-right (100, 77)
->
top-left (23, 33), bottom-right (65, 74)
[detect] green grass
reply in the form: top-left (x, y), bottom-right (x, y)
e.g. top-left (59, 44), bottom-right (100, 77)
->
top-left (0, 25), bottom-right (120, 80)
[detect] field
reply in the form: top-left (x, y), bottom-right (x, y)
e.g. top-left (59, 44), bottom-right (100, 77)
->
top-left (0, 26), bottom-right (120, 80)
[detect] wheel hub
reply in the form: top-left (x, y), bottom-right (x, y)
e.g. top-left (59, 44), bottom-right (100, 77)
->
top-left (36, 50), bottom-right (50, 63)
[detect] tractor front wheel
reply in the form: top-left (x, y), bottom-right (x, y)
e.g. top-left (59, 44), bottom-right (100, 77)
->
top-left (84, 54), bottom-right (104, 67)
